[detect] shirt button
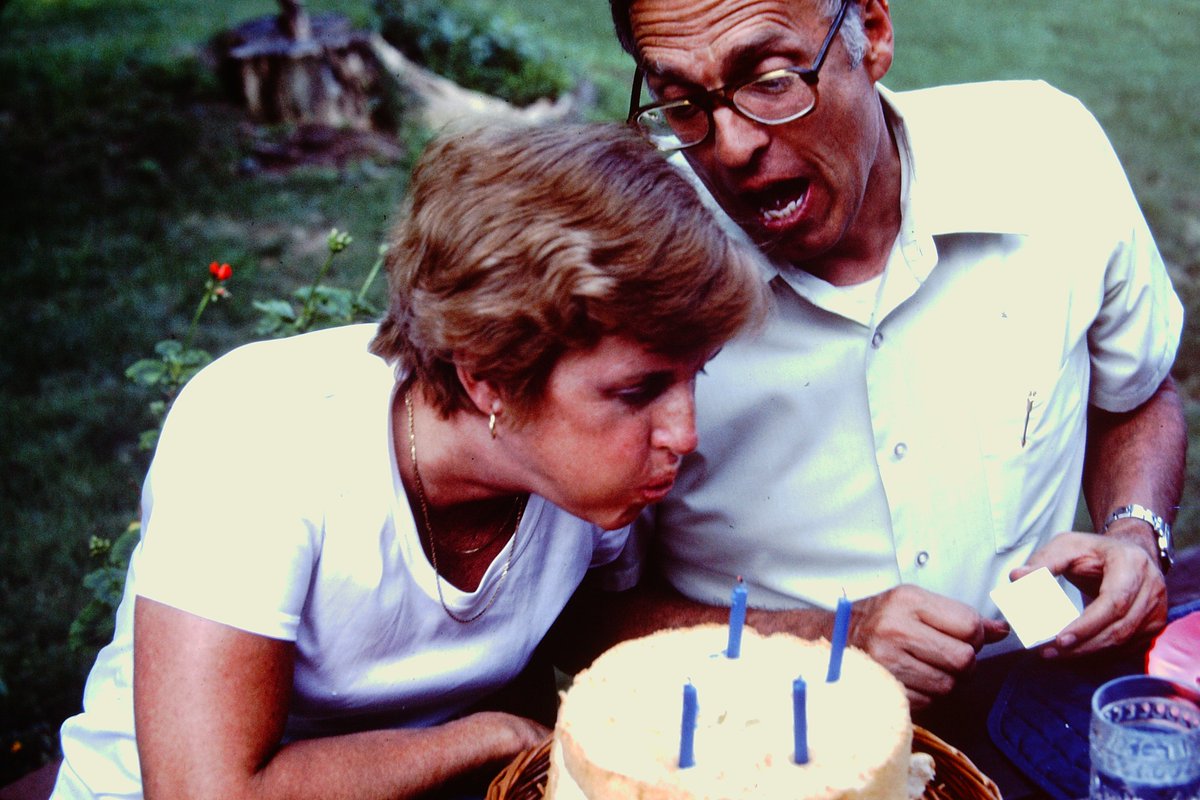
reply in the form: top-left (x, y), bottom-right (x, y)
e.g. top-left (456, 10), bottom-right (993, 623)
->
top-left (871, 331), bottom-right (884, 349)
top-left (893, 442), bottom-right (908, 459)
top-left (915, 551), bottom-right (930, 567)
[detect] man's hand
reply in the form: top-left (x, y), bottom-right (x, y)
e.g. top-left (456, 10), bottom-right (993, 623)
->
top-left (848, 586), bottom-right (1010, 710)
top-left (1012, 530), bottom-right (1167, 658)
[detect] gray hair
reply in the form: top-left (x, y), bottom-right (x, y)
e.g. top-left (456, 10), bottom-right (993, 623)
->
top-left (817, 0), bottom-right (866, 66)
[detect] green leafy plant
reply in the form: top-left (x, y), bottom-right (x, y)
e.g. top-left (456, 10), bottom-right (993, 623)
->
top-left (71, 234), bottom-right (385, 657)
top-left (375, 0), bottom-right (572, 107)
top-left (253, 229), bottom-right (386, 338)
top-left (67, 526), bottom-right (142, 654)
top-left (124, 261), bottom-right (234, 450)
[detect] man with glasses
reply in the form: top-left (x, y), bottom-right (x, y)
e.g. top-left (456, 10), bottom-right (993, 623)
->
top-left (594, 0), bottom-right (1186, 714)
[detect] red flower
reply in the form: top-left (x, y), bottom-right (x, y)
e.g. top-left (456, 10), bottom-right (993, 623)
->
top-left (208, 261), bottom-right (233, 282)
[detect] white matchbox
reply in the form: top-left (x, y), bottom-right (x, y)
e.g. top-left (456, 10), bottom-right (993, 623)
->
top-left (989, 566), bottom-right (1081, 649)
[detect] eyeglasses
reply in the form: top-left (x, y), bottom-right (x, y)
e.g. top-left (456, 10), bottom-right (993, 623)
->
top-left (627, 0), bottom-right (852, 151)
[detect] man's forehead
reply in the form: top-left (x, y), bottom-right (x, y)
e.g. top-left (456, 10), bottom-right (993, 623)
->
top-left (630, 0), bottom-right (820, 81)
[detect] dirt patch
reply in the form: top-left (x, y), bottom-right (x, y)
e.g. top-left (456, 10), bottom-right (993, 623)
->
top-left (239, 123), bottom-right (406, 175)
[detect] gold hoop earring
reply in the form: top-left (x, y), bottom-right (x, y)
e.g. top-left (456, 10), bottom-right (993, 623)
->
top-left (489, 411), bottom-right (498, 439)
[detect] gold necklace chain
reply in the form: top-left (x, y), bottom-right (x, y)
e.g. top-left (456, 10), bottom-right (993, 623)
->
top-left (453, 532), bottom-right (505, 556)
top-left (405, 391), bottom-right (527, 624)
top-left (449, 502), bottom-right (517, 554)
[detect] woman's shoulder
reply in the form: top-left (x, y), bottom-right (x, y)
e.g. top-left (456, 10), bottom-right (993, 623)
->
top-left (201, 323), bottom-right (385, 390)
top-left (159, 324), bottom-right (393, 457)
top-left (175, 325), bottom-right (389, 414)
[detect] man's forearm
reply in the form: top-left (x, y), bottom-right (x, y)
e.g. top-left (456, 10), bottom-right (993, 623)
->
top-left (550, 572), bottom-right (730, 674)
top-left (1084, 374), bottom-right (1186, 554)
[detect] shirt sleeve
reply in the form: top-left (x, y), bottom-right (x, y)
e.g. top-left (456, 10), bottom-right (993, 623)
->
top-left (132, 343), bottom-right (322, 641)
top-left (1083, 111), bottom-right (1184, 412)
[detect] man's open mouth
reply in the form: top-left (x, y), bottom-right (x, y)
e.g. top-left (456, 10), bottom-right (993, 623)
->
top-left (754, 180), bottom-right (811, 229)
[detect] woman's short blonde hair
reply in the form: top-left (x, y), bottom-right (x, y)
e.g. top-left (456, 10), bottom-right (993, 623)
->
top-left (371, 122), bottom-right (766, 418)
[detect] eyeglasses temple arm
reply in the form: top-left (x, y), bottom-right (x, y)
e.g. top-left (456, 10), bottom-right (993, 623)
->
top-left (811, 0), bottom-right (853, 74)
top-left (628, 68), bottom-right (645, 122)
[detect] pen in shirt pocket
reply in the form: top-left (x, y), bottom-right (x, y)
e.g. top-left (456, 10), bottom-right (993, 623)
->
top-left (1021, 390), bottom-right (1038, 448)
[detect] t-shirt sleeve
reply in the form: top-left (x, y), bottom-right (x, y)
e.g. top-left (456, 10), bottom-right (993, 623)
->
top-left (132, 344), bottom-right (322, 641)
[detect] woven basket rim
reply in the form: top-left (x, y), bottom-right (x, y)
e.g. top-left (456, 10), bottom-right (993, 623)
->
top-left (486, 726), bottom-right (1002, 800)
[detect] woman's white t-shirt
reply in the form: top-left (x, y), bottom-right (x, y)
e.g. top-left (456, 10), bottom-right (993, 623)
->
top-left (53, 324), bottom-right (629, 799)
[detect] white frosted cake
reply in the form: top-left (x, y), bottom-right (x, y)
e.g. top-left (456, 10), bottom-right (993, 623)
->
top-left (546, 625), bottom-right (932, 800)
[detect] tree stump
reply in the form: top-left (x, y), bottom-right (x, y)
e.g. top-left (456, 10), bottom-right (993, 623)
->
top-left (222, 5), bottom-right (383, 130)
top-left (217, 2), bottom-right (588, 141)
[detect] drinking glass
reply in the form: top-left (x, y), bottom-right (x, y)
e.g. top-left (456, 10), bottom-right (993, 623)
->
top-left (1089, 674), bottom-right (1200, 800)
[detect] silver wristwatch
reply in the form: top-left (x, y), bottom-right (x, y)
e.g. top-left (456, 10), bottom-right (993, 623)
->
top-left (1102, 503), bottom-right (1175, 574)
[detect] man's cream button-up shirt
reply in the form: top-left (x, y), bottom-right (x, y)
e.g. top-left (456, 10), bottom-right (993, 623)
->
top-left (646, 81), bottom-right (1182, 619)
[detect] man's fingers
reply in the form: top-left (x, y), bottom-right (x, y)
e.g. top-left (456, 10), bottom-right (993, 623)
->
top-left (1012, 531), bottom-right (1091, 582)
top-left (906, 687), bottom-right (934, 712)
top-left (983, 618), bottom-right (1011, 644)
top-left (879, 646), bottom-right (959, 704)
top-left (913, 595), bottom-right (998, 652)
top-left (1050, 572), bottom-right (1166, 657)
top-left (857, 585), bottom-right (998, 702)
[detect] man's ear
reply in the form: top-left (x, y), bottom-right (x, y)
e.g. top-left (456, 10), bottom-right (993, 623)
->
top-left (860, 0), bottom-right (895, 82)
top-left (456, 362), bottom-right (502, 418)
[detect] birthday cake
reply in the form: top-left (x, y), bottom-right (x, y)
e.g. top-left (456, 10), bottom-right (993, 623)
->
top-left (546, 624), bottom-right (932, 800)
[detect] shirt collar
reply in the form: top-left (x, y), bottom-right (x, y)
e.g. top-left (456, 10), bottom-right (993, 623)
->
top-left (879, 83), bottom-right (1032, 238)
top-left (847, 84), bottom-right (1032, 321)
top-left (719, 84), bottom-right (1032, 319)
top-left (766, 84), bottom-right (941, 315)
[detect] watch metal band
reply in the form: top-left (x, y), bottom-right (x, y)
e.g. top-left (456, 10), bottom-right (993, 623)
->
top-left (1102, 503), bottom-right (1174, 574)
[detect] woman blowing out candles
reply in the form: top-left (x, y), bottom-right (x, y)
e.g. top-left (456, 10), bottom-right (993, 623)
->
top-left (50, 123), bottom-right (766, 800)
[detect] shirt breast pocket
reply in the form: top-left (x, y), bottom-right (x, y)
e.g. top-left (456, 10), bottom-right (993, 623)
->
top-left (973, 335), bottom-right (1089, 554)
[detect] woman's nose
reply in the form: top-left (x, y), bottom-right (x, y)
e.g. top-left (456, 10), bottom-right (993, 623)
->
top-left (651, 384), bottom-right (698, 455)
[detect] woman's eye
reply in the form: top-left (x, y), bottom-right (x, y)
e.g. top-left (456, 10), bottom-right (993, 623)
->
top-left (617, 386), bottom-right (657, 408)
top-left (615, 375), bottom-right (670, 408)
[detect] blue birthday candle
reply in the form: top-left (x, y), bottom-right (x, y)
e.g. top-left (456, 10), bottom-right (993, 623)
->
top-left (679, 681), bottom-right (698, 768)
top-left (793, 676), bottom-right (809, 764)
top-left (727, 578), bottom-right (748, 658)
top-left (826, 596), bottom-right (851, 682)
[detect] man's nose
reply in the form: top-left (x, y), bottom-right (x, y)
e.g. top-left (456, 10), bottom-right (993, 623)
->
top-left (710, 105), bottom-right (770, 169)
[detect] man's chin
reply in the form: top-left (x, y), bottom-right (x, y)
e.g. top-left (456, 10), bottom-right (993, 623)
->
top-left (740, 221), bottom-right (807, 262)
top-left (742, 217), bottom-right (840, 270)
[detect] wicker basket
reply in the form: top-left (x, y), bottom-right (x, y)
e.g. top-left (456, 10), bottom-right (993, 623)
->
top-left (486, 726), bottom-right (1001, 800)
top-left (912, 727), bottom-right (1002, 800)
top-left (486, 738), bottom-right (553, 800)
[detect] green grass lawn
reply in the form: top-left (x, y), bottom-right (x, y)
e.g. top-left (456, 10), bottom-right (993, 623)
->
top-left (1, 0), bottom-right (1197, 783)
